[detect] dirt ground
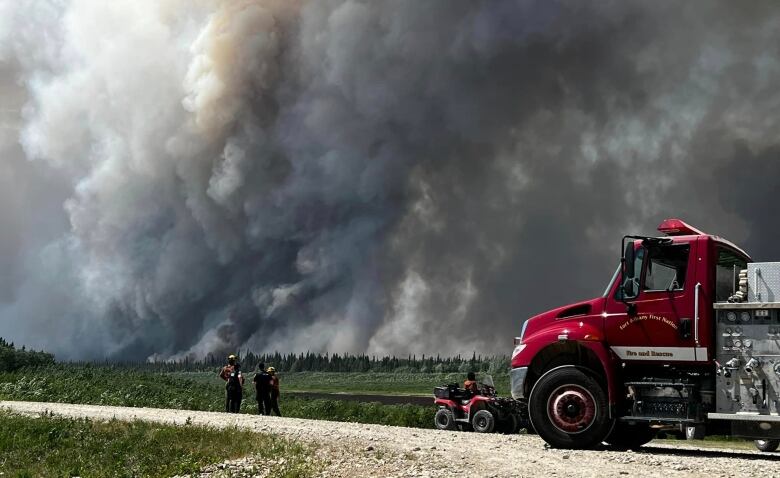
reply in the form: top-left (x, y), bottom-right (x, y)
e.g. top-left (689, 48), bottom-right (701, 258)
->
top-left (2, 401), bottom-right (779, 478)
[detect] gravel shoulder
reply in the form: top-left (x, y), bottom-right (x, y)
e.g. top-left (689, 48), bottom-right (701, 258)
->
top-left (2, 401), bottom-right (779, 478)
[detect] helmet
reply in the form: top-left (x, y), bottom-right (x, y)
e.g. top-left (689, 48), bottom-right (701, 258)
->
top-left (267, 366), bottom-right (276, 374)
top-left (228, 354), bottom-right (236, 362)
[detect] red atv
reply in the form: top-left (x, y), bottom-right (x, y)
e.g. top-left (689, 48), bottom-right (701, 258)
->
top-left (433, 375), bottom-right (526, 433)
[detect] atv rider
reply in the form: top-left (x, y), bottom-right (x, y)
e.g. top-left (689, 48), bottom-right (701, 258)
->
top-left (219, 355), bottom-right (245, 413)
top-left (253, 362), bottom-right (273, 415)
top-left (267, 366), bottom-right (282, 416)
top-left (464, 371), bottom-right (479, 395)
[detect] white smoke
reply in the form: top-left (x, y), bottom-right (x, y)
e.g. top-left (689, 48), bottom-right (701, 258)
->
top-left (2, 0), bottom-right (780, 359)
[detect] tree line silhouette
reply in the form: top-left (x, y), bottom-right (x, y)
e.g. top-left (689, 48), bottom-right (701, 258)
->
top-left (72, 351), bottom-right (510, 374)
top-left (0, 337), bottom-right (55, 372)
top-left (1, 337), bottom-right (510, 374)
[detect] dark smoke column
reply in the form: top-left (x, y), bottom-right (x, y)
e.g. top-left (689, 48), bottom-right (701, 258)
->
top-left (0, 0), bottom-right (778, 360)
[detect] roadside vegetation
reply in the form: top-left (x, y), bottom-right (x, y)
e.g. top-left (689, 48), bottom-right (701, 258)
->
top-left (0, 411), bottom-right (316, 478)
top-left (172, 370), bottom-right (510, 396)
top-left (0, 365), bottom-right (435, 428)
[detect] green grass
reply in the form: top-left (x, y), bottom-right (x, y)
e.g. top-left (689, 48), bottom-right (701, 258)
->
top-left (168, 371), bottom-right (510, 396)
top-left (279, 398), bottom-right (433, 428)
top-left (0, 365), bottom-right (435, 429)
top-left (0, 411), bottom-right (316, 478)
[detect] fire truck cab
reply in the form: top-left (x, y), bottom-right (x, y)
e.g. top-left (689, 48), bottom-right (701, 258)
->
top-left (511, 219), bottom-right (780, 450)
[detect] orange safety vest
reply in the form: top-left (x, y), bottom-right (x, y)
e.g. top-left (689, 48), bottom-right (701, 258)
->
top-left (464, 380), bottom-right (478, 393)
top-left (219, 365), bottom-right (235, 381)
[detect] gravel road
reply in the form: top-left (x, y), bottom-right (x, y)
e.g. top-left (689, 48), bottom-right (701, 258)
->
top-left (2, 401), bottom-right (779, 478)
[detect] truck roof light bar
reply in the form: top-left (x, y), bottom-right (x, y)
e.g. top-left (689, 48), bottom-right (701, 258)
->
top-left (657, 218), bottom-right (706, 236)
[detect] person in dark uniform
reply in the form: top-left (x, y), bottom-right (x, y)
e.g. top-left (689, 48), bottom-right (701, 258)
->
top-left (253, 362), bottom-right (272, 415)
top-left (227, 362), bottom-right (244, 413)
top-left (267, 367), bottom-right (282, 416)
top-left (219, 354), bottom-right (244, 413)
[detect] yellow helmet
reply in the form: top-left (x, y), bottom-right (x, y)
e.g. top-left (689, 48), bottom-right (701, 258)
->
top-left (228, 354), bottom-right (237, 360)
top-left (267, 366), bottom-right (276, 373)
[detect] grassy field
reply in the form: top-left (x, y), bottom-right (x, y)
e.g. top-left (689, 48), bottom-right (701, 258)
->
top-left (0, 366), bottom-right (436, 428)
top-left (169, 370), bottom-right (510, 396)
top-left (0, 411), bottom-right (316, 478)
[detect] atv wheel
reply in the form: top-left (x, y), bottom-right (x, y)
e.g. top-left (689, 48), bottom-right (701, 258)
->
top-left (529, 366), bottom-right (613, 449)
top-left (472, 409), bottom-right (496, 433)
top-left (755, 439), bottom-right (780, 452)
top-left (434, 408), bottom-right (457, 431)
top-left (604, 422), bottom-right (657, 450)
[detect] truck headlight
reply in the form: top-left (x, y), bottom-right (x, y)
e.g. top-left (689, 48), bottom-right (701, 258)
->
top-left (518, 320), bottom-right (529, 343)
top-left (513, 320), bottom-right (530, 352)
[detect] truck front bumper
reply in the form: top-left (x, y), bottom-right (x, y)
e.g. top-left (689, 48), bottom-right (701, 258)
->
top-left (510, 366), bottom-right (529, 399)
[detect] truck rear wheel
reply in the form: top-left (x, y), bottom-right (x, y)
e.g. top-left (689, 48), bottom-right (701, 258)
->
top-left (434, 408), bottom-right (457, 431)
top-left (529, 366), bottom-right (613, 449)
top-left (755, 439), bottom-right (780, 452)
top-left (604, 422), bottom-right (657, 450)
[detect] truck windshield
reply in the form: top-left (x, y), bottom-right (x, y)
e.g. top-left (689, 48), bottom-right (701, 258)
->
top-left (644, 244), bottom-right (689, 291)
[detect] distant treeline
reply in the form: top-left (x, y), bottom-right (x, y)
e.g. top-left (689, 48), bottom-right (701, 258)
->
top-left (0, 337), bottom-right (55, 372)
top-left (70, 351), bottom-right (511, 374)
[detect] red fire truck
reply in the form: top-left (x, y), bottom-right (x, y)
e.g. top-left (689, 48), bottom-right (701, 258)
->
top-left (511, 219), bottom-right (780, 450)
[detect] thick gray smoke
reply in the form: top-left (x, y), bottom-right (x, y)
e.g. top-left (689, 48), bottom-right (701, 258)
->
top-left (1, 0), bottom-right (780, 360)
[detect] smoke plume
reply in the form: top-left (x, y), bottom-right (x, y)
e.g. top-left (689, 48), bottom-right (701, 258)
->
top-left (1, 0), bottom-right (780, 360)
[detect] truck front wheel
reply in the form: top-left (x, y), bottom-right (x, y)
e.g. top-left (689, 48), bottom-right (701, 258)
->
top-left (529, 366), bottom-right (613, 449)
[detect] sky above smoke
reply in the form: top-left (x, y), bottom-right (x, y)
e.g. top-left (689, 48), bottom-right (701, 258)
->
top-left (1, 0), bottom-right (780, 360)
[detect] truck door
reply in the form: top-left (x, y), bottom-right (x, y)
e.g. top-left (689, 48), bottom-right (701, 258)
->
top-left (604, 238), bottom-right (707, 363)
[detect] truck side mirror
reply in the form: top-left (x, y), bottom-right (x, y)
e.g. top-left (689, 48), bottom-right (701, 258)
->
top-left (624, 242), bottom-right (635, 278)
top-left (622, 242), bottom-right (638, 298)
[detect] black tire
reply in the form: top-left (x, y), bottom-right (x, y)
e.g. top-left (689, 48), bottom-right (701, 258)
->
top-left (497, 414), bottom-right (519, 434)
top-left (434, 408), bottom-right (457, 431)
top-left (472, 409), bottom-right (496, 433)
top-left (755, 439), bottom-right (780, 452)
top-left (604, 422), bottom-right (657, 450)
top-left (528, 366), bottom-right (613, 449)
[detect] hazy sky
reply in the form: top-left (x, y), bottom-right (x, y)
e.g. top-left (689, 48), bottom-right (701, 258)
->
top-left (1, 0), bottom-right (779, 360)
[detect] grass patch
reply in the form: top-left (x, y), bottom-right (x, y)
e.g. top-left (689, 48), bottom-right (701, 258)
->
top-left (0, 411), bottom-right (316, 478)
top-left (0, 366), bottom-right (436, 429)
top-left (169, 371), bottom-right (510, 396)
top-left (280, 397), bottom-right (434, 428)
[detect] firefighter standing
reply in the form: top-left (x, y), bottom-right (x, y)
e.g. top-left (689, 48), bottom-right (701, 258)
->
top-left (253, 362), bottom-right (273, 415)
top-left (267, 367), bottom-right (282, 416)
top-left (219, 354), bottom-right (245, 413)
top-left (464, 371), bottom-right (479, 394)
